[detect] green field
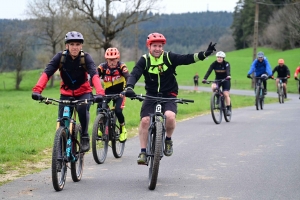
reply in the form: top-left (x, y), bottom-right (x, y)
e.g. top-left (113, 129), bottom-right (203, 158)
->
top-left (0, 47), bottom-right (297, 184)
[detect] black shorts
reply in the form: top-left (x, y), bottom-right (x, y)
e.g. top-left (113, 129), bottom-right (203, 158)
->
top-left (140, 94), bottom-right (177, 118)
top-left (219, 81), bottom-right (231, 91)
top-left (277, 78), bottom-right (287, 83)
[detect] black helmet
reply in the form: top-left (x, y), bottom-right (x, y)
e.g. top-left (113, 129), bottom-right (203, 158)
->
top-left (65, 31), bottom-right (84, 44)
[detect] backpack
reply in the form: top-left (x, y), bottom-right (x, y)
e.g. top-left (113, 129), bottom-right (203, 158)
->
top-left (59, 50), bottom-right (86, 71)
top-left (144, 51), bottom-right (176, 75)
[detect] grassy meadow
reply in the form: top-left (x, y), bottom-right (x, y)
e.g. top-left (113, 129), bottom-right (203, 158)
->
top-left (0, 46), bottom-right (297, 184)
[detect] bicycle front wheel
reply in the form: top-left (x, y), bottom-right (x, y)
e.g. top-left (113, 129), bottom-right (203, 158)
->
top-left (92, 114), bottom-right (108, 164)
top-left (112, 122), bottom-right (125, 158)
top-left (279, 87), bottom-right (284, 104)
top-left (148, 118), bottom-right (163, 190)
top-left (71, 124), bottom-right (84, 182)
top-left (52, 126), bottom-right (67, 191)
top-left (210, 93), bottom-right (222, 124)
top-left (255, 86), bottom-right (260, 110)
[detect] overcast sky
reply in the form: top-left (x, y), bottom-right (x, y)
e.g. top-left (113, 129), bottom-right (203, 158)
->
top-left (0, 0), bottom-right (238, 19)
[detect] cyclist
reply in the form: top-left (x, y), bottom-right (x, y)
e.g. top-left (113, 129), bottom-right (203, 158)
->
top-left (193, 72), bottom-right (199, 90)
top-left (31, 31), bottom-right (104, 153)
top-left (247, 51), bottom-right (272, 95)
top-left (122, 32), bottom-right (216, 165)
top-left (202, 51), bottom-right (231, 115)
top-left (294, 65), bottom-right (300, 99)
top-left (271, 59), bottom-right (290, 98)
top-left (97, 47), bottom-right (130, 143)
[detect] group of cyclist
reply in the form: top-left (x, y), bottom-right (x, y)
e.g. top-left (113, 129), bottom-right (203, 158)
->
top-left (31, 30), bottom-right (299, 168)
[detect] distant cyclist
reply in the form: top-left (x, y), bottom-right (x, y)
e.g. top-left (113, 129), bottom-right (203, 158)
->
top-left (202, 51), bottom-right (231, 115)
top-left (271, 59), bottom-right (290, 98)
top-left (293, 65), bottom-right (300, 99)
top-left (97, 47), bottom-right (130, 143)
top-left (247, 51), bottom-right (272, 95)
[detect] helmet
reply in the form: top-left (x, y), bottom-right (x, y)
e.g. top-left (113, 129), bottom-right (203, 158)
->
top-left (278, 59), bottom-right (284, 64)
top-left (105, 47), bottom-right (120, 59)
top-left (65, 31), bottom-right (84, 44)
top-left (257, 51), bottom-right (264, 58)
top-left (216, 51), bottom-right (226, 58)
top-left (146, 32), bottom-right (166, 47)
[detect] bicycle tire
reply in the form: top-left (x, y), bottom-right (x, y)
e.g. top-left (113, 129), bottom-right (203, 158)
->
top-left (52, 126), bottom-right (67, 191)
top-left (255, 86), bottom-right (260, 110)
top-left (280, 86), bottom-right (284, 104)
top-left (71, 124), bottom-right (84, 182)
top-left (92, 114), bottom-right (108, 164)
top-left (210, 92), bottom-right (222, 124)
top-left (112, 112), bottom-right (125, 158)
top-left (277, 87), bottom-right (282, 104)
top-left (148, 117), bottom-right (163, 190)
top-left (224, 102), bottom-right (232, 122)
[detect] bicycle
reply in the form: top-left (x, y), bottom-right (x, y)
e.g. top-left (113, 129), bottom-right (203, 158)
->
top-left (204, 79), bottom-right (232, 124)
top-left (272, 77), bottom-right (287, 104)
top-left (132, 94), bottom-right (194, 190)
top-left (248, 75), bottom-right (267, 110)
top-left (92, 94), bottom-right (125, 164)
top-left (36, 96), bottom-right (94, 191)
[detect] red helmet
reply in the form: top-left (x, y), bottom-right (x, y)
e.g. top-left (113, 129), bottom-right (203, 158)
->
top-left (105, 48), bottom-right (120, 59)
top-left (278, 58), bottom-right (284, 64)
top-left (146, 32), bottom-right (166, 47)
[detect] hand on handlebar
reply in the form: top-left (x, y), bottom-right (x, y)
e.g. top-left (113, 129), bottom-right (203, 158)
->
top-left (122, 87), bottom-right (136, 98)
top-left (32, 92), bottom-right (42, 101)
top-left (94, 94), bottom-right (103, 103)
top-left (295, 77), bottom-right (299, 80)
top-left (247, 74), bottom-right (251, 79)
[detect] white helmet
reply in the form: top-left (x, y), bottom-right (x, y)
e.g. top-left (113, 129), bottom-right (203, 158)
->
top-left (216, 51), bottom-right (226, 58)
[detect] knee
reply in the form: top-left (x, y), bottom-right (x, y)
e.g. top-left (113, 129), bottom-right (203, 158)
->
top-left (140, 117), bottom-right (150, 128)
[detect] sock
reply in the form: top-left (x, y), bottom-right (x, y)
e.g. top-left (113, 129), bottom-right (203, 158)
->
top-left (165, 137), bottom-right (171, 141)
top-left (141, 148), bottom-right (146, 153)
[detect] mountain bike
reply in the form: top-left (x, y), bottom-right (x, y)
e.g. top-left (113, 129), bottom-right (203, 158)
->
top-left (92, 94), bottom-right (125, 164)
top-left (36, 96), bottom-right (94, 191)
top-left (272, 77), bottom-right (287, 104)
top-left (132, 94), bottom-right (194, 190)
top-left (248, 75), bottom-right (267, 110)
top-left (204, 79), bottom-right (232, 124)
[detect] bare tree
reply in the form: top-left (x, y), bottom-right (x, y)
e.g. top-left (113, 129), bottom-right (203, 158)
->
top-left (26, 0), bottom-right (73, 87)
top-left (66, 0), bottom-right (159, 55)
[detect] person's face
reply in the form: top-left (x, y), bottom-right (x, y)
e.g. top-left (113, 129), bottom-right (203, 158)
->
top-left (279, 63), bottom-right (284, 67)
top-left (107, 58), bottom-right (119, 68)
top-left (148, 42), bottom-right (164, 58)
top-left (216, 56), bottom-right (224, 63)
top-left (257, 57), bottom-right (264, 62)
top-left (66, 42), bottom-right (82, 58)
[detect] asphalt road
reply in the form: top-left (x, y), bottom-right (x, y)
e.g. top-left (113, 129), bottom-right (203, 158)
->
top-left (1, 86), bottom-right (300, 200)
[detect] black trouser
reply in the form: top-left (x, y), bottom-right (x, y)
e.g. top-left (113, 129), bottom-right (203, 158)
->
top-left (58, 93), bottom-right (91, 137)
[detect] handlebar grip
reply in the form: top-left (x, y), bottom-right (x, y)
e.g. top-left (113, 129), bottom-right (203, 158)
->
top-left (182, 99), bottom-right (194, 103)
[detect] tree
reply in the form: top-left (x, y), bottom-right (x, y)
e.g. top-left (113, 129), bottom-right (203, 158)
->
top-left (66, 0), bottom-right (159, 55)
top-left (26, 0), bottom-right (73, 87)
top-left (0, 23), bottom-right (31, 90)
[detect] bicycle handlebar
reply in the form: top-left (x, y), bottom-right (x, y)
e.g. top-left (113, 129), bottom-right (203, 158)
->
top-left (204, 78), bottom-right (228, 84)
top-left (131, 94), bottom-right (194, 104)
top-left (39, 96), bottom-right (95, 105)
top-left (271, 77), bottom-right (287, 80)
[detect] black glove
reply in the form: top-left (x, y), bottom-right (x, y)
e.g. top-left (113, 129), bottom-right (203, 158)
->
top-left (202, 79), bottom-right (207, 84)
top-left (124, 87), bottom-right (136, 98)
top-left (247, 74), bottom-right (251, 79)
top-left (204, 42), bottom-right (217, 57)
top-left (32, 92), bottom-right (42, 101)
top-left (225, 76), bottom-right (231, 80)
top-left (295, 77), bottom-right (298, 80)
top-left (94, 94), bottom-right (103, 103)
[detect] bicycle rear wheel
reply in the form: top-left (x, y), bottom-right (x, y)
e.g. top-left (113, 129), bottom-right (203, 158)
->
top-left (148, 118), bottom-right (163, 190)
top-left (210, 93), bottom-right (222, 124)
top-left (92, 114), bottom-right (108, 164)
top-left (224, 102), bottom-right (232, 122)
top-left (52, 126), bottom-right (67, 191)
top-left (112, 119), bottom-right (125, 158)
top-left (71, 124), bottom-right (84, 182)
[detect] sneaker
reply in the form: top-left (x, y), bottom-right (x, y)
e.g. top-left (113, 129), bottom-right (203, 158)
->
top-left (81, 136), bottom-right (90, 152)
top-left (164, 140), bottom-right (173, 156)
top-left (137, 152), bottom-right (147, 165)
top-left (226, 109), bottom-right (231, 116)
top-left (119, 125), bottom-right (127, 143)
top-left (264, 89), bottom-right (267, 95)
